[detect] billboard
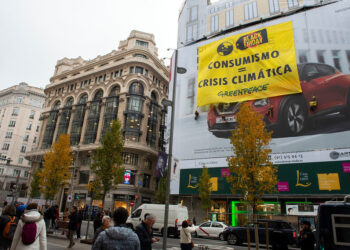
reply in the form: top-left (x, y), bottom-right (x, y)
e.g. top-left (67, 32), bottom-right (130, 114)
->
top-left (197, 21), bottom-right (301, 106)
top-left (171, 1), bottom-right (350, 195)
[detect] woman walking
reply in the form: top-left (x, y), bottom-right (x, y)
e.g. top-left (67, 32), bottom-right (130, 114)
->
top-left (180, 220), bottom-right (195, 250)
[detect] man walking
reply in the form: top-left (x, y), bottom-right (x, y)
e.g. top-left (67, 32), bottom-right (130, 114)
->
top-left (92, 207), bottom-right (140, 250)
top-left (67, 206), bottom-right (78, 249)
top-left (298, 220), bottom-right (315, 250)
top-left (136, 214), bottom-right (159, 250)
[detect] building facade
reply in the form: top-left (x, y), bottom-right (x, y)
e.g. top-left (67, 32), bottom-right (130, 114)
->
top-left (0, 82), bottom-right (45, 202)
top-left (27, 31), bottom-right (169, 211)
top-left (174, 0), bottom-right (350, 227)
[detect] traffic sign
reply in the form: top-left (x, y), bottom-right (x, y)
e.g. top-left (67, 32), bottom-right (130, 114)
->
top-left (130, 201), bottom-right (135, 207)
top-left (67, 195), bottom-right (72, 203)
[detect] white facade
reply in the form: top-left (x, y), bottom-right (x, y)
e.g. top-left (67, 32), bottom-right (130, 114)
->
top-left (0, 82), bottom-right (45, 201)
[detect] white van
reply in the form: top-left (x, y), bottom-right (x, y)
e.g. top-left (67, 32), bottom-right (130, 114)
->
top-left (126, 204), bottom-right (189, 237)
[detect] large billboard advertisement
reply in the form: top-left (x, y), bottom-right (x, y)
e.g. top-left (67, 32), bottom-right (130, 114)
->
top-left (197, 21), bottom-right (301, 106)
top-left (171, 1), bottom-right (350, 195)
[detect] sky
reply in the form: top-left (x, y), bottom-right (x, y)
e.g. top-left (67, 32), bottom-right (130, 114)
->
top-left (0, 0), bottom-right (183, 90)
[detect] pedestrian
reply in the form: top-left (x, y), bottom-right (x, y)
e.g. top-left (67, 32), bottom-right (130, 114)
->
top-left (92, 216), bottom-right (111, 244)
top-left (192, 217), bottom-right (196, 226)
top-left (180, 220), bottom-right (195, 250)
top-left (76, 208), bottom-right (83, 239)
top-left (135, 213), bottom-right (159, 250)
top-left (92, 207), bottom-right (140, 250)
top-left (0, 205), bottom-right (18, 250)
top-left (298, 220), bottom-right (315, 250)
top-left (10, 203), bottom-right (46, 250)
top-left (66, 206), bottom-right (78, 249)
top-left (93, 211), bottom-right (103, 233)
top-left (43, 205), bottom-right (50, 232)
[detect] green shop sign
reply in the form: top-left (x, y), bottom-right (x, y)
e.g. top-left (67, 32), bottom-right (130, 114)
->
top-left (179, 161), bottom-right (350, 195)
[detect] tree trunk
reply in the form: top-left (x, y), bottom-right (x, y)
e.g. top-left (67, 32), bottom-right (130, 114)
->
top-left (253, 205), bottom-right (259, 250)
top-left (246, 223), bottom-right (251, 250)
top-left (102, 191), bottom-right (106, 210)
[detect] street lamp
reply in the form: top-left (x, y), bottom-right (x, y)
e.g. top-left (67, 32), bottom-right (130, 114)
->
top-left (162, 49), bottom-right (186, 250)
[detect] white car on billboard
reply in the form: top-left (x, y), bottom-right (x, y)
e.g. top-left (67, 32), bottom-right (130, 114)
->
top-left (194, 221), bottom-right (227, 240)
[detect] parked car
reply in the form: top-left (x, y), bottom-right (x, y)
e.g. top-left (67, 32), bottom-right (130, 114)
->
top-left (222, 219), bottom-right (297, 246)
top-left (194, 221), bottom-right (228, 240)
top-left (207, 63), bottom-right (350, 138)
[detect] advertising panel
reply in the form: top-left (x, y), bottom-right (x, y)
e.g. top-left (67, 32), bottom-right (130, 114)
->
top-left (171, 1), bottom-right (350, 195)
top-left (197, 21), bottom-right (301, 106)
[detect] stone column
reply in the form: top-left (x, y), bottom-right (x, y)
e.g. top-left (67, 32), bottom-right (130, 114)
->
top-left (79, 103), bottom-right (90, 144)
top-left (95, 98), bottom-right (106, 143)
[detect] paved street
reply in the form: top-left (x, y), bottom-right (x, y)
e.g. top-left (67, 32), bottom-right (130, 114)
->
top-left (47, 234), bottom-right (299, 250)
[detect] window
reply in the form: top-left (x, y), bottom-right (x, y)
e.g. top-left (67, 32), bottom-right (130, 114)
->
top-left (187, 6), bottom-right (198, 22)
top-left (136, 40), bottom-right (148, 48)
top-left (5, 131), bottom-right (12, 139)
top-left (145, 69), bottom-right (148, 76)
top-left (288, 0), bottom-right (298, 8)
top-left (331, 214), bottom-right (350, 246)
top-left (79, 171), bottom-right (90, 184)
top-left (129, 67), bottom-right (134, 74)
top-left (134, 54), bottom-right (147, 59)
top-left (201, 222), bottom-right (211, 228)
top-left (244, 2), bottom-right (258, 20)
top-left (187, 23), bottom-right (198, 41)
top-left (2, 143), bottom-right (9, 150)
top-left (114, 70), bottom-right (119, 78)
top-left (211, 15), bottom-right (219, 33)
top-left (18, 157), bottom-right (23, 164)
top-left (332, 50), bottom-right (342, 71)
top-left (269, 0), bottom-right (279, 14)
top-left (302, 29), bottom-right (309, 43)
top-left (186, 78), bottom-right (195, 115)
top-left (8, 120), bottom-right (16, 127)
top-left (29, 110), bottom-right (35, 119)
top-left (298, 50), bottom-right (309, 63)
top-left (12, 108), bottom-right (19, 116)
top-left (36, 125), bottom-right (40, 132)
top-left (225, 9), bottom-right (234, 27)
top-left (212, 222), bottom-right (223, 228)
top-left (124, 131), bottom-right (140, 142)
top-left (143, 174), bottom-right (151, 188)
top-left (20, 145), bottom-right (26, 153)
top-left (144, 159), bottom-right (152, 170)
top-left (24, 171), bottom-right (29, 178)
top-left (33, 136), bottom-right (37, 143)
top-left (317, 50), bottom-right (326, 64)
top-left (13, 169), bottom-right (21, 177)
top-left (23, 134), bottom-right (29, 142)
top-left (0, 169), bottom-right (3, 175)
top-left (14, 96), bottom-right (24, 104)
top-left (135, 67), bottom-right (143, 74)
top-left (311, 29), bottom-right (317, 43)
top-left (131, 209), bottom-right (142, 218)
top-left (122, 152), bottom-right (139, 166)
top-left (26, 122), bottom-right (32, 130)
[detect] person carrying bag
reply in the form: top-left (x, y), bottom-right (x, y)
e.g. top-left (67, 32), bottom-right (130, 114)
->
top-left (180, 220), bottom-right (195, 250)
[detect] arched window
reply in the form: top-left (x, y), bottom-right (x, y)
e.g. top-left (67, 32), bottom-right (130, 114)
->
top-left (129, 82), bottom-right (144, 95)
top-left (124, 82), bottom-right (144, 142)
top-left (102, 85), bottom-right (120, 138)
top-left (56, 97), bottom-right (74, 141)
top-left (70, 94), bottom-right (88, 145)
top-left (84, 89), bottom-right (103, 144)
top-left (41, 101), bottom-right (60, 149)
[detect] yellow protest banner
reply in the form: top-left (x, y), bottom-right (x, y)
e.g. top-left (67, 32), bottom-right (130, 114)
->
top-left (197, 21), bottom-right (301, 107)
top-left (317, 173), bottom-right (340, 191)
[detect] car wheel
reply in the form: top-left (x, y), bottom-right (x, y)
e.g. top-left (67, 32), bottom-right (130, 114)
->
top-left (280, 97), bottom-right (307, 136)
top-left (219, 233), bottom-right (225, 241)
top-left (227, 233), bottom-right (240, 245)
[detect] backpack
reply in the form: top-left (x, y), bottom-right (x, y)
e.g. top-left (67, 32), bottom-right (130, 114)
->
top-left (22, 222), bottom-right (37, 245)
top-left (2, 216), bottom-right (17, 240)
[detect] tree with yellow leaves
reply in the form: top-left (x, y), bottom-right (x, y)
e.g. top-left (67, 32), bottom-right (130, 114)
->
top-left (199, 166), bottom-right (212, 215)
top-left (227, 103), bottom-right (277, 249)
top-left (91, 120), bottom-right (124, 208)
top-left (39, 134), bottom-right (72, 201)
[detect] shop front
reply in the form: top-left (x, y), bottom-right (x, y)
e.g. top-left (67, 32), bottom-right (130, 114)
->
top-left (113, 194), bottom-right (135, 213)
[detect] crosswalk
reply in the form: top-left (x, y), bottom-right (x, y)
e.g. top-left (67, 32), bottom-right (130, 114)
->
top-left (165, 244), bottom-right (234, 250)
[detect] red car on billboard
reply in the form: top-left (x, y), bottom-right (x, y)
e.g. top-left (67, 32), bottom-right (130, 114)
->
top-left (207, 63), bottom-right (350, 138)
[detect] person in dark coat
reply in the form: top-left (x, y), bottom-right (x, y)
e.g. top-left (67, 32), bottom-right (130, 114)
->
top-left (135, 214), bottom-right (159, 250)
top-left (298, 220), bottom-right (315, 250)
top-left (0, 205), bottom-right (17, 250)
top-left (93, 212), bottom-right (103, 233)
top-left (67, 206), bottom-right (78, 249)
top-left (76, 208), bottom-right (83, 239)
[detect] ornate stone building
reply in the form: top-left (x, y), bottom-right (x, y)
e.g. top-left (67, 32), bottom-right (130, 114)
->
top-left (27, 31), bottom-right (169, 211)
